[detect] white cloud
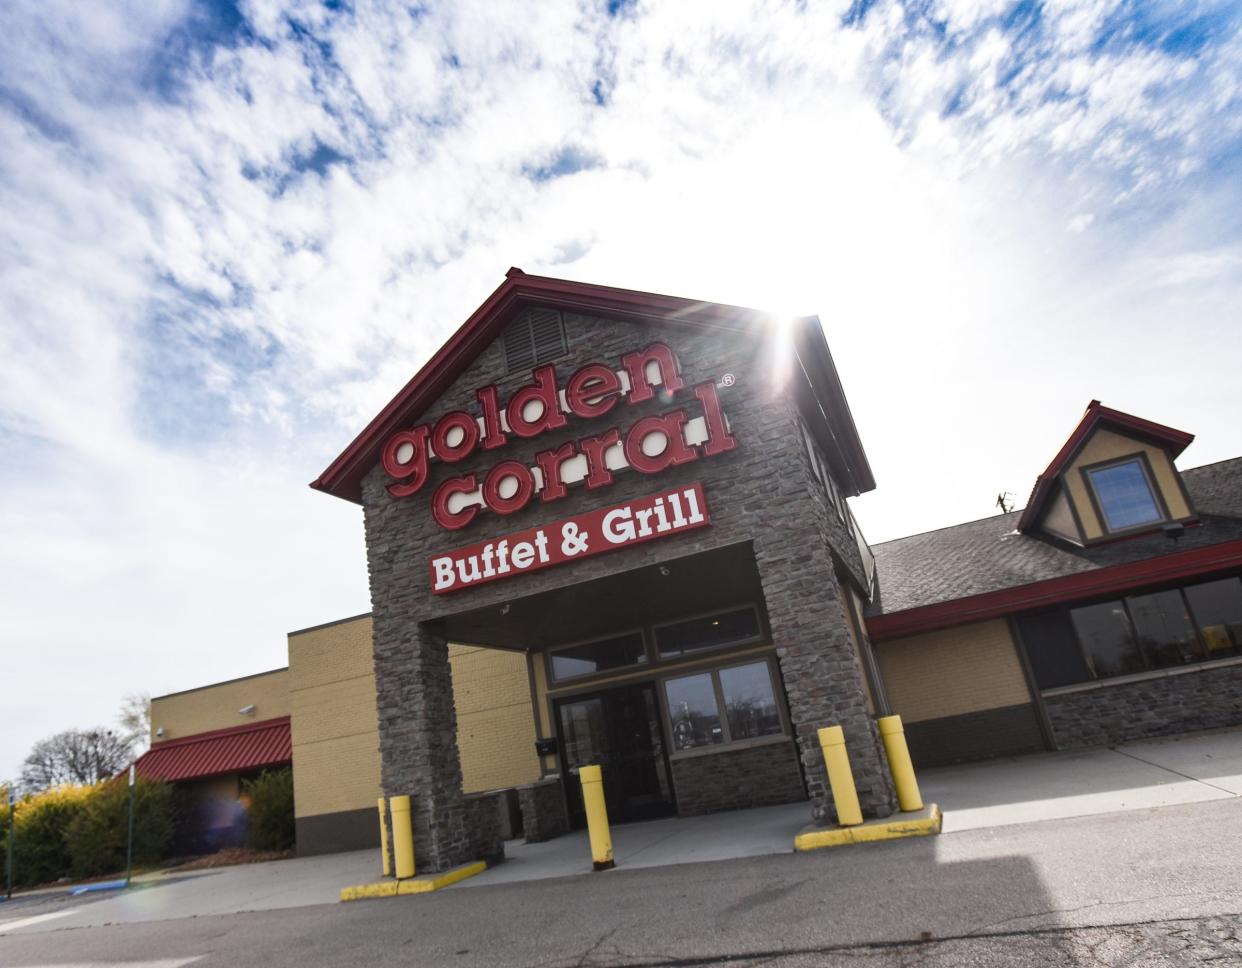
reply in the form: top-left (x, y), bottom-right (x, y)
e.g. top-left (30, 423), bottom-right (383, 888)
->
top-left (1, 0), bottom-right (1241, 779)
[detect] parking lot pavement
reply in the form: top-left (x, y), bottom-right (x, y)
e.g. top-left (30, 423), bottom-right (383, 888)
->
top-left (0, 849), bottom-right (380, 935)
top-left (920, 728), bottom-right (1242, 832)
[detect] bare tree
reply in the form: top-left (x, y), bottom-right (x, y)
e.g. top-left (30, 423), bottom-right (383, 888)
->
top-left (19, 729), bottom-right (133, 791)
top-left (118, 692), bottom-right (152, 752)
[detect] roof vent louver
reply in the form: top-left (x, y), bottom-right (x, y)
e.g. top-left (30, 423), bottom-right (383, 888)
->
top-left (503, 307), bottom-right (567, 373)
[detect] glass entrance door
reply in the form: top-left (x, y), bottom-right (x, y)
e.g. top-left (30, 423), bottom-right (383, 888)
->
top-left (556, 682), bottom-right (675, 827)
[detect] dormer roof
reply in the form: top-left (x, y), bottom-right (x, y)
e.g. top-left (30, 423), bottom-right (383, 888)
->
top-left (1017, 400), bottom-right (1194, 534)
top-left (311, 269), bottom-right (875, 504)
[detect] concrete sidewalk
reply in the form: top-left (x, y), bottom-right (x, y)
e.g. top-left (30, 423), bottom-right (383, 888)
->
top-left (922, 728), bottom-right (1242, 832)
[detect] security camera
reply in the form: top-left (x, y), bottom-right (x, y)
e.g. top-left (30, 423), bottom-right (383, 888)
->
top-left (238, 704), bottom-right (256, 716)
top-left (155, 727), bottom-right (165, 738)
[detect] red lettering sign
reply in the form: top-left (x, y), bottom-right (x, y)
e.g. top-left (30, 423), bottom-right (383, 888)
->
top-left (380, 340), bottom-right (737, 529)
top-left (428, 484), bottom-right (711, 594)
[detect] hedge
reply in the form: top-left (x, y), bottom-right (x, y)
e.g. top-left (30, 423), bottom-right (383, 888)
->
top-left (243, 767), bottom-right (295, 851)
top-left (0, 779), bottom-right (174, 888)
top-left (64, 778), bottom-right (175, 878)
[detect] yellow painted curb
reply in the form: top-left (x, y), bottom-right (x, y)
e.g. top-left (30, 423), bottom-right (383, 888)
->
top-left (794, 804), bottom-right (941, 852)
top-left (340, 861), bottom-right (487, 902)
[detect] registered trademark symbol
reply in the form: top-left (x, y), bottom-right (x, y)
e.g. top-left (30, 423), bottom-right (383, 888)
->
top-left (718, 373), bottom-right (736, 388)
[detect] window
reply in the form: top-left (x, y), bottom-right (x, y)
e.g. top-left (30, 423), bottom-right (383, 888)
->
top-left (503, 307), bottom-right (567, 373)
top-left (1020, 576), bottom-right (1242, 691)
top-left (550, 631), bottom-right (647, 682)
top-left (1070, 600), bottom-right (1146, 677)
top-left (719, 662), bottom-right (782, 740)
top-left (1018, 611), bottom-right (1092, 689)
top-left (1185, 578), bottom-right (1242, 655)
top-left (1086, 459), bottom-right (1163, 532)
top-left (664, 660), bottom-right (783, 752)
top-left (654, 607), bottom-right (762, 659)
top-left (665, 673), bottom-right (723, 750)
top-left (1128, 589), bottom-right (1203, 668)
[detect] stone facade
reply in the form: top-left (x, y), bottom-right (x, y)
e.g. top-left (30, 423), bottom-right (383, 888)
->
top-left (670, 740), bottom-right (805, 815)
top-left (360, 308), bottom-right (894, 870)
top-left (516, 776), bottom-right (570, 843)
top-left (1044, 662), bottom-right (1242, 749)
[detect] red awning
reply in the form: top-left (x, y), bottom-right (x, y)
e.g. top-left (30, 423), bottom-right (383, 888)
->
top-left (133, 716), bottom-right (291, 782)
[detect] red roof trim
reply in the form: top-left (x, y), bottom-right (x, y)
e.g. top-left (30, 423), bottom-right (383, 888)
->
top-left (867, 538), bottom-right (1242, 642)
top-left (133, 716), bottom-right (291, 783)
top-left (1017, 401), bottom-right (1194, 532)
top-left (310, 270), bottom-right (874, 503)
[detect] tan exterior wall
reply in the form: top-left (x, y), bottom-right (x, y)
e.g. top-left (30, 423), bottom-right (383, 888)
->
top-left (874, 620), bottom-right (1031, 724)
top-left (1043, 486), bottom-right (1079, 542)
top-left (289, 615), bottom-right (381, 820)
top-left (840, 582), bottom-right (876, 714)
top-left (451, 644), bottom-right (541, 792)
top-left (151, 668), bottom-right (290, 743)
top-left (1063, 428), bottom-right (1191, 539)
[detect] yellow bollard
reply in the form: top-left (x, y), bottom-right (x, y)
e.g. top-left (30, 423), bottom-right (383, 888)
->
top-left (578, 765), bottom-right (615, 871)
top-left (817, 725), bottom-right (863, 827)
top-left (877, 715), bottom-right (924, 812)
top-left (390, 794), bottom-right (416, 879)
top-left (377, 797), bottom-right (392, 877)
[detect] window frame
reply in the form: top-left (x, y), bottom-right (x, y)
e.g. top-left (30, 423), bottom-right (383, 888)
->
top-left (650, 603), bottom-right (766, 662)
top-left (1020, 575), bottom-right (1242, 693)
top-left (546, 626), bottom-right (651, 684)
top-left (1080, 452), bottom-right (1169, 536)
top-left (657, 654), bottom-right (791, 760)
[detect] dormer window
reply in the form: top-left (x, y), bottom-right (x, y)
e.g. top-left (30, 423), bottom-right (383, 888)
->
top-left (1085, 458), bottom-right (1163, 532)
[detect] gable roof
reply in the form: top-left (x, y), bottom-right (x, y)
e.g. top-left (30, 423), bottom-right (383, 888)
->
top-left (311, 269), bottom-right (875, 503)
top-left (866, 457), bottom-right (1242, 638)
top-left (1017, 400), bottom-right (1194, 533)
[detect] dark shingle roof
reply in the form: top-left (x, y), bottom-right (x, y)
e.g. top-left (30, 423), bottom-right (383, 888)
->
top-left (868, 457), bottom-right (1242, 616)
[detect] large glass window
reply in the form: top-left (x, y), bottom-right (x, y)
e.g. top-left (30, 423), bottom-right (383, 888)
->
top-left (1021, 576), bottom-right (1242, 690)
top-left (1086, 460), bottom-right (1163, 531)
top-left (665, 673), bottom-right (723, 750)
top-left (1185, 578), bottom-right (1242, 656)
top-left (654, 607), bottom-right (761, 659)
top-left (1018, 611), bottom-right (1092, 689)
top-left (1070, 601), bottom-right (1146, 677)
top-left (550, 631), bottom-right (647, 682)
top-left (719, 662), bottom-right (782, 740)
top-left (664, 661), bottom-right (785, 752)
top-left (1128, 589), bottom-right (1203, 668)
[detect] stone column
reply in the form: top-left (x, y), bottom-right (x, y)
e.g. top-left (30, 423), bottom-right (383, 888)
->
top-left (755, 537), bottom-right (896, 824)
top-left (371, 618), bottom-right (502, 872)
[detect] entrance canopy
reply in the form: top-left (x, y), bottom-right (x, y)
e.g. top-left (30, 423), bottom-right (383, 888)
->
top-left (438, 541), bottom-right (764, 651)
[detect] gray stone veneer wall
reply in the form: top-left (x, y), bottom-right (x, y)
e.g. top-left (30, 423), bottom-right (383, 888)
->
top-left (670, 740), bottom-right (806, 815)
top-left (1044, 662), bottom-right (1242, 749)
top-left (361, 309), bottom-right (896, 871)
top-left (517, 776), bottom-right (570, 843)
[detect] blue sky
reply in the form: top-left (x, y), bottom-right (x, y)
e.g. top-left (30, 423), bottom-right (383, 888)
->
top-left (1, 0), bottom-right (1240, 781)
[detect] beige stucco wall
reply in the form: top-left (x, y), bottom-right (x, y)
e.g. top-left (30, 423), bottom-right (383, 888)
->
top-left (1063, 428), bottom-right (1190, 539)
top-left (840, 582), bottom-right (876, 714)
top-left (151, 668), bottom-right (290, 743)
top-left (289, 615), bottom-right (381, 819)
top-left (152, 612), bottom-right (541, 821)
top-left (874, 620), bottom-right (1031, 724)
top-left (451, 644), bottom-right (541, 792)
top-left (1042, 486), bottom-right (1079, 542)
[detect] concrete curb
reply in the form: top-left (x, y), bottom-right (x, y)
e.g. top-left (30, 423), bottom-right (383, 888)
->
top-left (794, 804), bottom-right (942, 851)
top-left (340, 861), bottom-right (487, 901)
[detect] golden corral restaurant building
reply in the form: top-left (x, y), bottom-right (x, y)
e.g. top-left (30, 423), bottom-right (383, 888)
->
top-left (140, 271), bottom-right (1242, 862)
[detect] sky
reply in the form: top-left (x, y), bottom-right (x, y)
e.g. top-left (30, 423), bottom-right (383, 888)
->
top-left (2, 0), bottom-right (1240, 783)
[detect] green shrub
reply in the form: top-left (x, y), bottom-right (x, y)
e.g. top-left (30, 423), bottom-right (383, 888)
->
top-left (5, 785), bottom-right (94, 887)
top-left (243, 768), bottom-right (294, 851)
top-left (64, 778), bottom-right (174, 879)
